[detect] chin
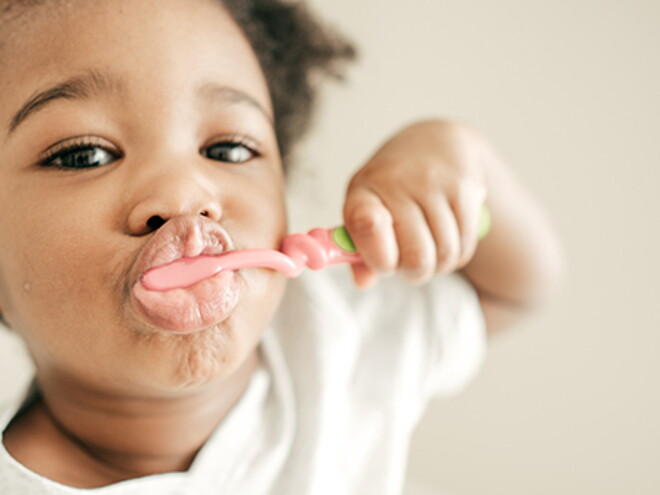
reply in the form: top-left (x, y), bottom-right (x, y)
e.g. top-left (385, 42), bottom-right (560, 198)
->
top-left (130, 271), bottom-right (282, 391)
top-left (140, 320), bottom-right (256, 391)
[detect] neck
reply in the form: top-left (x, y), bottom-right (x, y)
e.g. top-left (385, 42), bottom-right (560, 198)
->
top-left (16, 351), bottom-right (259, 486)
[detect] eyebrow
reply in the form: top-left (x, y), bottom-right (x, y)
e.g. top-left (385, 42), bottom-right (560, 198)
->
top-left (8, 70), bottom-right (122, 134)
top-left (7, 69), bottom-right (273, 135)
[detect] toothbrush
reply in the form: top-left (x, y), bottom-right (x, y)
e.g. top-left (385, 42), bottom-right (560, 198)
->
top-left (142, 207), bottom-right (491, 292)
top-left (142, 226), bottom-right (361, 291)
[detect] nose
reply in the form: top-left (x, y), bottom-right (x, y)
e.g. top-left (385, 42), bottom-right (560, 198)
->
top-left (126, 164), bottom-right (223, 236)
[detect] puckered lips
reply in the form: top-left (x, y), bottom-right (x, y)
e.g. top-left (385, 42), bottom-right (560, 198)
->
top-left (129, 215), bottom-right (241, 333)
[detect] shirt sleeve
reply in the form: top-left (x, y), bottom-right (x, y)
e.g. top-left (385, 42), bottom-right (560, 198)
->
top-left (418, 273), bottom-right (487, 400)
top-left (331, 269), bottom-right (487, 422)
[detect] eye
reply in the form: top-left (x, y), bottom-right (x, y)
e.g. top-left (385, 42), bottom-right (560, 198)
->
top-left (203, 140), bottom-right (258, 164)
top-left (39, 138), bottom-right (120, 170)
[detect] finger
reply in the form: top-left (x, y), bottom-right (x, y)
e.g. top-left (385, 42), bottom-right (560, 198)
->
top-left (452, 183), bottom-right (487, 268)
top-left (343, 187), bottom-right (398, 274)
top-left (423, 195), bottom-right (462, 274)
top-left (350, 262), bottom-right (380, 289)
top-left (389, 198), bottom-right (437, 285)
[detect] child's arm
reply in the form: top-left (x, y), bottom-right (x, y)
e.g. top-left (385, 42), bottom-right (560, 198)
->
top-left (343, 120), bottom-right (564, 335)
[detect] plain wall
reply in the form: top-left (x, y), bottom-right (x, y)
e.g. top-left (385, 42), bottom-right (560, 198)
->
top-left (1, 1), bottom-right (659, 494)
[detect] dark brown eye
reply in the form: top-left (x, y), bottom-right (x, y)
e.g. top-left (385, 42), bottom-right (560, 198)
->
top-left (203, 142), bottom-right (256, 164)
top-left (42, 146), bottom-right (118, 169)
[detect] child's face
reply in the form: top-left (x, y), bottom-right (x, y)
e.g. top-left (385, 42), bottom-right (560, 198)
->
top-left (0, 0), bottom-right (287, 392)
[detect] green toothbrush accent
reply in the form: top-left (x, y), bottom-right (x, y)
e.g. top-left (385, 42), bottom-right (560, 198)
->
top-left (477, 204), bottom-right (492, 240)
top-left (332, 226), bottom-right (357, 253)
top-left (332, 205), bottom-right (491, 253)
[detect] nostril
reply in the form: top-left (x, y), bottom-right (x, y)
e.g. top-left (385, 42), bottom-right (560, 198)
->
top-left (200, 210), bottom-right (209, 217)
top-left (146, 215), bottom-right (166, 231)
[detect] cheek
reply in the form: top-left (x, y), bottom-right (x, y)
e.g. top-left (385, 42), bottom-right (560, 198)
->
top-left (223, 171), bottom-right (289, 331)
top-left (0, 187), bottom-right (119, 344)
top-left (227, 168), bottom-right (288, 248)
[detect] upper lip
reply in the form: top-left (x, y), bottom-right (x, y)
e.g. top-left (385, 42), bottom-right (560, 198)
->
top-left (131, 215), bottom-right (234, 287)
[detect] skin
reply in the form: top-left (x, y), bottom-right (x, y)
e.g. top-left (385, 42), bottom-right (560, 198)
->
top-left (344, 121), bottom-right (565, 332)
top-left (0, 0), bottom-right (564, 489)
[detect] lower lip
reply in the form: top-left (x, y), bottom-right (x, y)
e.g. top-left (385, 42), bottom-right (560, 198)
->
top-left (131, 269), bottom-right (240, 333)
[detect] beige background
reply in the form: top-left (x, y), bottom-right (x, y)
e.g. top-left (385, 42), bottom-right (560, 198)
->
top-left (1, 0), bottom-right (659, 494)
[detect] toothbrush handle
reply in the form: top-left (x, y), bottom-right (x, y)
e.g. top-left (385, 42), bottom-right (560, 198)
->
top-left (141, 206), bottom-right (491, 291)
top-left (326, 204), bottom-right (491, 261)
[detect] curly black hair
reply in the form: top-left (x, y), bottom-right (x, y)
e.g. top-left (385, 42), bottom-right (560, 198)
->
top-left (1, 0), bottom-right (356, 171)
top-left (221, 0), bottom-right (356, 170)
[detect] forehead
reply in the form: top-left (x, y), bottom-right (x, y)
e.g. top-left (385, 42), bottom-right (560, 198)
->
top-left (1, 0), bottom-right (238, 52)
top-left (1, 0), bottom-right (48, 18)
top-left (0, 0), bottom-right (271, 120)
top-left (0, 0), bottom-right (55, 35)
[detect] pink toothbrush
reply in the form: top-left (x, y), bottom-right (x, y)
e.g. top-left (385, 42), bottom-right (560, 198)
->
top-left (142, 226), bottom-right (361, 291)
top-left (142, 207), bottom-right (491, 292)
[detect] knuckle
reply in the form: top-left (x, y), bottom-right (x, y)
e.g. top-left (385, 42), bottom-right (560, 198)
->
top-left (375, 257), bottom-right (398, 274)
top-left (457, 178), bottom-right (487, 205)
top-left (415, 159), bottom-right (443, 183)
top-left (362, 247), bottom-right (397, 273)
top-left (403, 271), bottom-right (433, 286)
top-left (436, 243), bottom-right (460, 271)
top-left (401, 263), bottom-right (435, 286)
top-left (346, 204), bottom-right (390, 237)
top-left (400, 244), bottom-right (435, 275)
top-left (457, 240), bottom-right (478, 267)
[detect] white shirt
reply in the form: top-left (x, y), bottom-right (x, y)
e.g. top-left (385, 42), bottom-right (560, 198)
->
top-left (0, 269), bottom-right (486, 494)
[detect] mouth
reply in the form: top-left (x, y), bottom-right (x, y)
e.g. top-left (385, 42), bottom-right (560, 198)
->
top-left (129, 215), bottom-right (241, 333)
top-left (131, 269), bottom-right (240, 334)
top-left (131, 215), bottom-right (234, 284)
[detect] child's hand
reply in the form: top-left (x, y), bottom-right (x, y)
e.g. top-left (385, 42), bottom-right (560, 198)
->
top-left (343, 120), bottom-right (487, 288)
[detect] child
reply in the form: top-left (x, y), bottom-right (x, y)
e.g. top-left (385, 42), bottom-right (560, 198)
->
top-left (0, 0), bottom-right (562, 493)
